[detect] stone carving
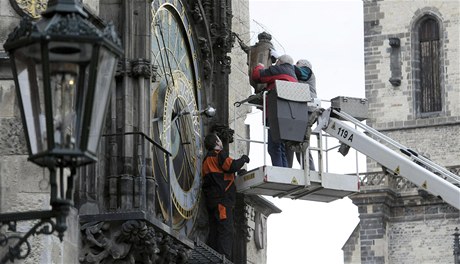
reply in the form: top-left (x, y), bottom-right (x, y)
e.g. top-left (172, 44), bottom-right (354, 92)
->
top-left (191, 2), bottom-right (203, 23)
top-left (9, 0), bottom-right (47, 18)
top-left (254, 212), bottom-right (265, 250)
top-left (102, 22), bottom-right (123, 48)
top-left (115, 59), bottom-right (130, 78)
top-left (79, 220), bottom-right (189, 263)
top-left (388, 37), bottom-right (401, 86)
top-left (219, 55), bottom-right (232, 74)
top-left (115, 59), bottom-right (157, 81)
top-left (244, 205), bottom-right (255, 242)
top-left (131, 59), bottom-right (152, 79)
top-left (198, 37), bottom-right (212, 79)
top-left (156, 234), bottom-right (189, 264)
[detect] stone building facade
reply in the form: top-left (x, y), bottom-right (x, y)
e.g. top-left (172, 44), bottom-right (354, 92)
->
top-left (0, 0), bottom-right (279, 263)
top-left (343, 1), bottom-right (460, 264)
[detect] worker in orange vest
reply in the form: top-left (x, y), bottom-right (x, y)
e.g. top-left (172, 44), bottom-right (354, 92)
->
top-left (201, 133), bottom-right (250, 260)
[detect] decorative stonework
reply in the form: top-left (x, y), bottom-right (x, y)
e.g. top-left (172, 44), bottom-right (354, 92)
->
top-left (115, 59), bottom-right (156, 81)
top-left (359, 166), bottom-right (460, 194)
top-left (131, 59), bottom-right (154, 79)
top-left (9, 0), bottom-right (47, 18)
top-left (198, 37), bottom-right (212, 79)
top-left (388, 37), bottom-right (401, 86)
top-left (79, 220), bottom-right (189, 263)
top-left (115, 59), bottom-right (130, 78)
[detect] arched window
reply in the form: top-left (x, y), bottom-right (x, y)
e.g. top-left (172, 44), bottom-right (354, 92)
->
top-left (415, 16), bottom-right (442, 115)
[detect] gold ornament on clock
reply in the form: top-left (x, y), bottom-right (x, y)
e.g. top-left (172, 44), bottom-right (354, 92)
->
top-left (10, 0), bottom-right (47, 18)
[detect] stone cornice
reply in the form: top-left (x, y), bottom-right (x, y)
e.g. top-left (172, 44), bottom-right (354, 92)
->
top-left (116, 58), bottom-right (157, 80)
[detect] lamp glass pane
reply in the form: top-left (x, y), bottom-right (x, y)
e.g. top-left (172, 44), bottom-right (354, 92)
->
top-left (14, 44), bottom-right (48, 155)
top-left (87, 48), bottom-right (117, 153)
top-left (49, 62), bottom-right (79, 150)
top-left (47, 41), bottom-right (92, 153)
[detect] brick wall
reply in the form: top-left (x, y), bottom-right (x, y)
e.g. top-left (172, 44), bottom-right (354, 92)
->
top-left (365, 1), bottom-right (460, 127)
top-left (364, 0), bottom-right (460, 170)
top-left (344, 1), bottom-right (460, 263)
top-left (389, 218), bottom-right (458, 263)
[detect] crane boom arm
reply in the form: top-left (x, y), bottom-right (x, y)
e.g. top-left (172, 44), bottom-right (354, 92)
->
top-left (315, 108), bottom-right (460, 209)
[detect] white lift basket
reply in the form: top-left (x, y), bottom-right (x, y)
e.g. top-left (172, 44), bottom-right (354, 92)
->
top-left (235, 166), bottom-right (359, 202)
top-left (233, 81), bottom-right (360, 202)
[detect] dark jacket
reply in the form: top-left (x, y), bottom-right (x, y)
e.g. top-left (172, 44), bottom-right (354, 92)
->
top-left (201, 150), bottom-right (246, 207)
top-left (251, 63), bottom-right (298, 91)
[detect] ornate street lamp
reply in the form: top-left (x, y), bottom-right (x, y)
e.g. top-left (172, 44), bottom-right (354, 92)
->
top-left (0, 0), bottom-right (122, 262)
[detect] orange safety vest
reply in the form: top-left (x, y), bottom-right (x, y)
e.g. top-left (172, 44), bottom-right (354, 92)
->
top-left (201, 150), bottom-right (245, 219)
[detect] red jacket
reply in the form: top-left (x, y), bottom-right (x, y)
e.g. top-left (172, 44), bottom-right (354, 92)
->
top-left (251, 63), bottom-right (298, 91)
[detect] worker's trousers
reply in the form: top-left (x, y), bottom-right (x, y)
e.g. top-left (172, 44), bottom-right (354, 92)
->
top-left (267, 130), bottom-right (288, 167)
top-left (207, 203), bottom-right (234, 260)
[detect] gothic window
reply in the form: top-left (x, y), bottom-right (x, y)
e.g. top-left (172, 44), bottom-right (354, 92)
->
top-left (415, 16), bottom-right (442, 116)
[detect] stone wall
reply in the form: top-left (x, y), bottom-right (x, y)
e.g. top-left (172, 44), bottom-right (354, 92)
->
top-left (364, 0), bottom-right (460, 171)
top-left (363, 0), bottom-right (460, 170)
top-left (344, 1), bottom-right (460, 263)
top-left (388, 218), bottom-right (458, 263)
top-left (0, 1), bottom-right (98, 263)
top-left (349, 188), bottom-right (459, 264)
top-left (364, 0), bottom-right (460, 127)
top-left (0, 1), bottom-right (56, 262)
top-left (363, 0), bottom-right (460, 173)
top-left (229, 0), bottom-right (251, 159)
top-left (342, 225), bottom-right (361, 264)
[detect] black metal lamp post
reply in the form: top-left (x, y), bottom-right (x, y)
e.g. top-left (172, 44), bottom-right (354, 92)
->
top-left (0, 0), bottom-right (122, 262)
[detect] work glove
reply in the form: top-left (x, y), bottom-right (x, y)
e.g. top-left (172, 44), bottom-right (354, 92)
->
top-left (270, 48), bottom-right (279, 63)
top-left (270, 48), bottom-right (280, 59)
top-left (237, 169), bottom-right (247, 175)
top-left (241, 155), bottom-right (250, 163)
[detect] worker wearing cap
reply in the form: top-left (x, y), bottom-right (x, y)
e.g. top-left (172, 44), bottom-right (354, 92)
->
top-left (201, 133), bottom-right (250, 260)
top-left (285, 59), bottom-right (317, 170)
top-left (295, 59), bottom-right (317, 98)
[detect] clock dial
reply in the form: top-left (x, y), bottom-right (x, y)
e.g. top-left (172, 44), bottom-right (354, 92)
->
top-left (150, 0), bottom-right (203, 233)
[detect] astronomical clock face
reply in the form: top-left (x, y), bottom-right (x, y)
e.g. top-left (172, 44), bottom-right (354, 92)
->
top-left (150, 0), bottom-right (203, 235)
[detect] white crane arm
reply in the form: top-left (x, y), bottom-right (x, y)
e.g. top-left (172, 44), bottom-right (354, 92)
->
top-left (315, 108), bottom-right (460, 209)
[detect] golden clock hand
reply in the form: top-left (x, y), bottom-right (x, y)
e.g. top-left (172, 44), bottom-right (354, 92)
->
top-left (173, 113), bottom-right (191, 145)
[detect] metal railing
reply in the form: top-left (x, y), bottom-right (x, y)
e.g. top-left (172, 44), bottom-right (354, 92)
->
top-left (233, 91), bottom-right (359, 183)
top-left (232, 93), bottom-right (362, 179)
